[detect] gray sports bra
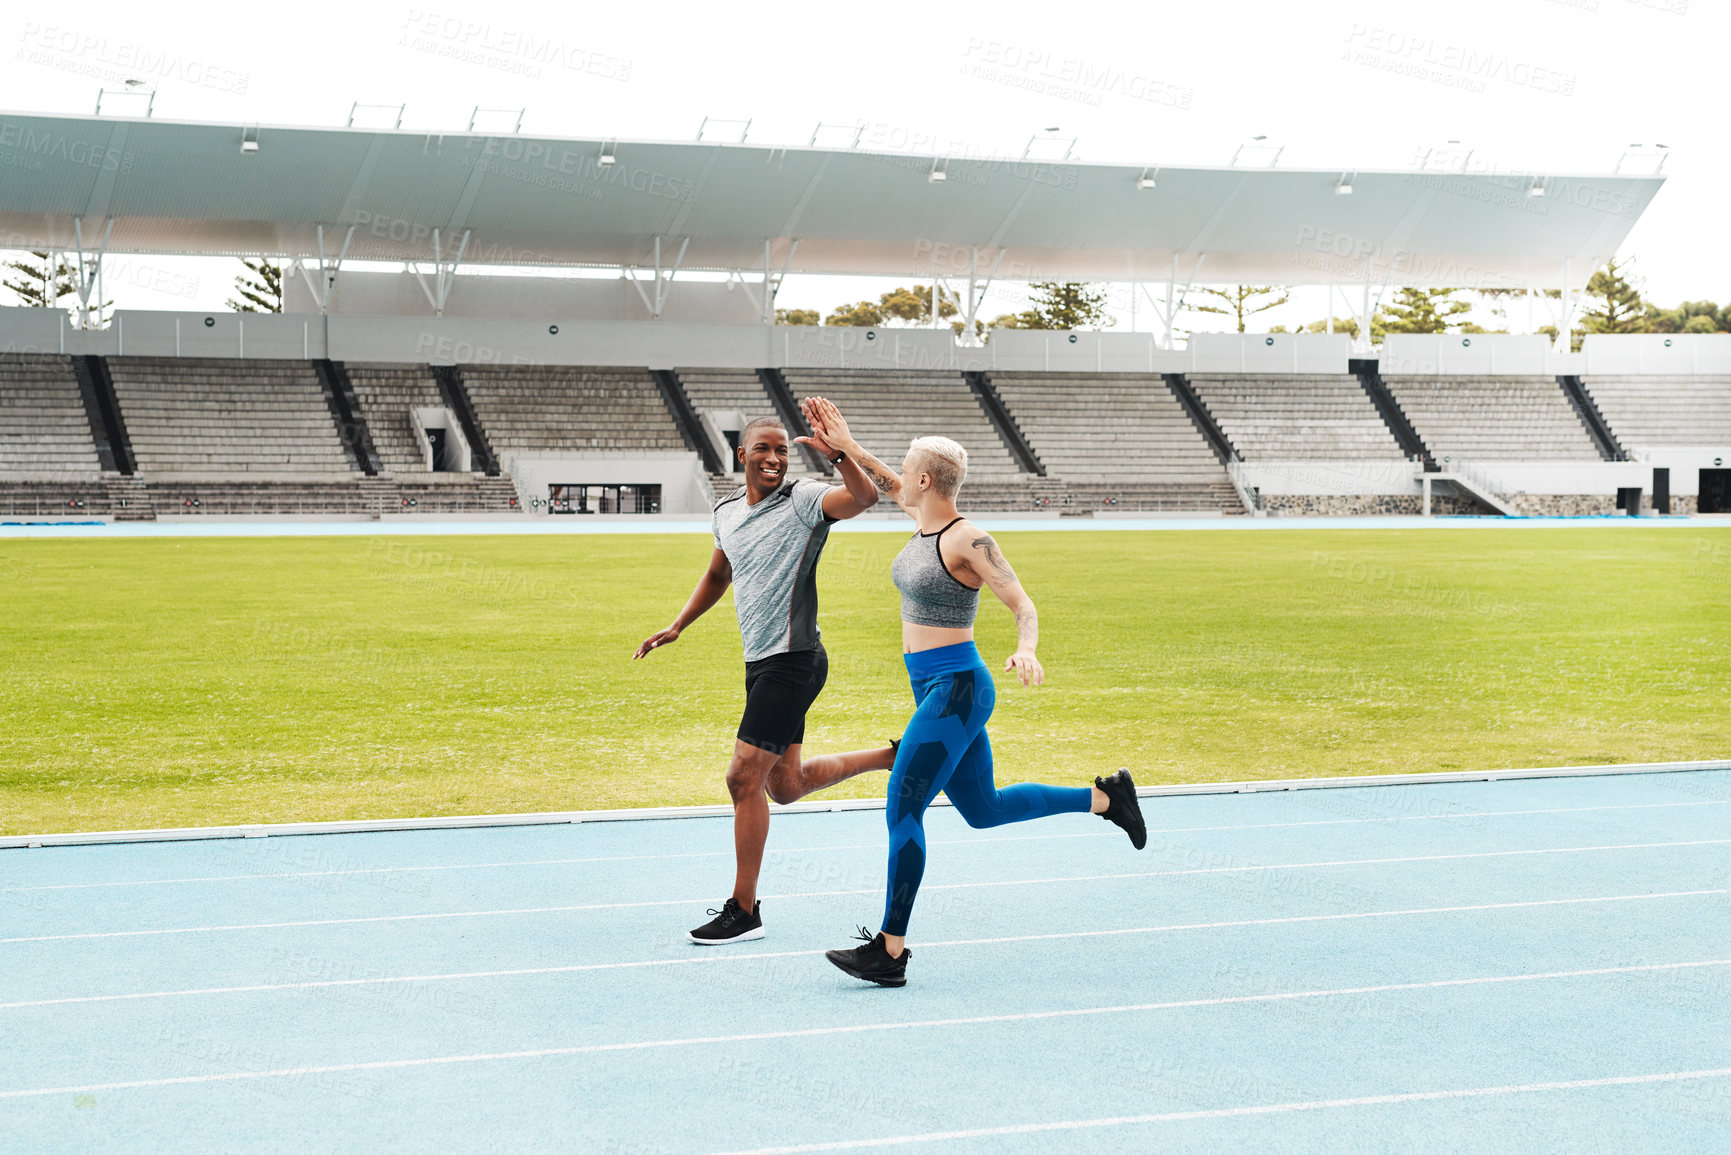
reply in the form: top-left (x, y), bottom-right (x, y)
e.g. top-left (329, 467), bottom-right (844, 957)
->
top-left (892, 517), bottom-right (979, 628)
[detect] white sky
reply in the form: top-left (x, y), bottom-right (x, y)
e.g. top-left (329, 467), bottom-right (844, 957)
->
top-left (1, 0), bottom-right (1719, 332)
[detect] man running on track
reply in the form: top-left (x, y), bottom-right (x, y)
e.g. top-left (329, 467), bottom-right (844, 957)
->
top-left (634, 412), bottom-right (893, 945)
top-left (793, 396), bottom-right (1149, 986)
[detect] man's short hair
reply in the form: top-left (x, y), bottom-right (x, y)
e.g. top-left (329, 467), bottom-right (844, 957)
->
top-left (908, 436), bottom-right (968, 498)
top-left (741, 416), bottom-right (786, 442)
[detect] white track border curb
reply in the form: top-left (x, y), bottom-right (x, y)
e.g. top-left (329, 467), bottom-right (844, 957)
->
top-left (3, 759), bottom-right (1726, 851)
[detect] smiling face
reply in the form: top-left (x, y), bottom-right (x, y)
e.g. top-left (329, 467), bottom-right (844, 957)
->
top-left (739, 424), bottom-right (791, 494)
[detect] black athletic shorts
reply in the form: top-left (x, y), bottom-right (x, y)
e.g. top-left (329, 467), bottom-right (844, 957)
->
top-left (738, 644), bottom-right (828, 755)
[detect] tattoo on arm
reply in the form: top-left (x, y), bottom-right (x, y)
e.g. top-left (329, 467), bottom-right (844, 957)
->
top-left (863, 464), bottom-right (898, 495)
top-left (970, 535), bottom-right (1017, 583)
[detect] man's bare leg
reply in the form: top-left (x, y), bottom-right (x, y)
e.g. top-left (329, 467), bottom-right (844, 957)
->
top-left (767, 745), bottom-right (896, 806)
top-left (726, 739), bottom-right (787, 911)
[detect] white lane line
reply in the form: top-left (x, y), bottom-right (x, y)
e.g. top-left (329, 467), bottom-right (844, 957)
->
top-left (3, 959), bottom-right (1728, 1099)
top-left (10, 798), bottom-right (1725, 894)
top-left (0, 833), bottom-right (1106, 894)
top-left (7, 837), bottom-right (1728, 945)
top-left (4, 889), bottom-right (1723, 1010)
top-left (709, 1068), bottom-right (1731, 1154)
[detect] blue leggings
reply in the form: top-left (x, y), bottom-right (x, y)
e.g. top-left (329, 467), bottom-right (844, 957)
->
top-left (881, 642), bottom-right (1092, 936)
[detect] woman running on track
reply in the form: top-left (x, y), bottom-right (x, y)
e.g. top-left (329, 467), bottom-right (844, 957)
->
top-left (796, 396), bottom-right (1148, 987)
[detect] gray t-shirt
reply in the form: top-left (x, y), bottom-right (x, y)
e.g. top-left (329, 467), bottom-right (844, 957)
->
top-left (713, 478), bottom-right (835, 662)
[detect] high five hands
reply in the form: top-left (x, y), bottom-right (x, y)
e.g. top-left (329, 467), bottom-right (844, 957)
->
top-left (797, 396), bottom-right (852, 458)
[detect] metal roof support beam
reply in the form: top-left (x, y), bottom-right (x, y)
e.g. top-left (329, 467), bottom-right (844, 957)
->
top-left (1555, 259), bottom-right (1576, 353)
top-left (1164, 253), bottom-right (1205, 350)
top-left (961, 245), bottom-right (1008, 347)
top-left (759, 239), bottom-right (799, 324)
top-left (653, 236), bottom-right (689, 319)
top-left (731, 269), bottom-right (762, 316)
top-left (71, 216), bottom-right (114, 330)
top-left (409, 228), bottom-right (471, 316)
top-left (1139, 256), bottom-right (1201, 350)
top-left (626, 237), bottom-right (691, 320)
top-left (295, 224), bottom-right (356, 314)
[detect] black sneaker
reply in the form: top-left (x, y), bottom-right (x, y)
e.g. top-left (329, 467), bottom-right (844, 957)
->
top-left (1096, 768), bottom-right (1147, 850)
top-left (688, 898), bottom-right (763, 944)
top-left (826, 926), bottom-right (910, 987)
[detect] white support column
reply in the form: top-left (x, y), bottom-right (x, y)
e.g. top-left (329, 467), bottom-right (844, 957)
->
top-left (1556, 259), bottom-right (1574, 353)
top-left (1167, 253), bottom-right (1205, 349)
top-left (1162, 255), bottom-right (1177, 349)
top-left (71, 216), bottom-right (114, 330)
top-left (1359, 276), bottom-right (1372, 354)
top-left (652, 236), bottom-right (689, 318)
top-left (297, 224), bottom-right (357, 314)
top-left (964, 247), bottom-right (977, 341)
top-left (759, 239), bottom-right (799, 324)
top-left (960, 245), bottom-right (1007, 346)
top-left (409, 228), bottom-right (472, 316)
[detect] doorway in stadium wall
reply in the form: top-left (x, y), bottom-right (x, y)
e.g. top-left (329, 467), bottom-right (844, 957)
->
top-left (1699, 469), bottom-right (1731, 514)
top-left (547, 484), bottom-right (662, 514)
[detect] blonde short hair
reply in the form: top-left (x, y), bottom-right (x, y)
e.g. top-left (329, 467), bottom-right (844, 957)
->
top-left (907, 436), bottom-right (968, 498)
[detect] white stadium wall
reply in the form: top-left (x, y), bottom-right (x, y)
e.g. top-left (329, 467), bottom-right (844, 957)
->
top-left (500, 451), bottom-right (714, 516)
top-left (0, 308), bottom-right (1372, 373)
top-left (13, 309), bottom-right (1719, 378)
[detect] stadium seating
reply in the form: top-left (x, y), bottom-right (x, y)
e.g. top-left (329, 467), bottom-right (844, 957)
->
top-left (1581, 376), bottom-right (1731, 449)
top-left (782, 368), bottom-right (1024, 480)
top-left (676, 367), bottom-right (777, 425)
top-left (459, 365), bottom-right (687, 455)
top-left (10, 350), bottom-right (1727, 519)
top-left (1380, 375), bottom-right (1601, 461)
top-left (107, 357), bottom-right (355, 478)
top-left (987, 373), bottom-right (1226, 484)
top-left (345, 362), bottom-right (451, 474)
top-left (0, 354), bottom-right (101, 478)
top-left (1188, 374), bottom-right (1406, 460)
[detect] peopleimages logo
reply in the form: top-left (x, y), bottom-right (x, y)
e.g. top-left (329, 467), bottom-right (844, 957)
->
top-left (398, 9), bottom-right (632, 82)
top-left (462, 138), bottom-right (696, 203)
top-left (15, 23), bottom-right (251, 94)
top-left (958, 38), bottom-right (1193, 109)
top-left (0, 121), bottom-right (132, 174)
top-left (1343, 25), bottom-right (1576, 97)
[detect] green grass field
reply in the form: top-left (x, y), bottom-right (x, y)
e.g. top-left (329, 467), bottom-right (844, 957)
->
top-left (2, 526), bottom-right (1727, 836)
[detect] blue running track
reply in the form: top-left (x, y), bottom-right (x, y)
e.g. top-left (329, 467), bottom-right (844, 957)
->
top-left (3, 769), bottom-right (1729, 1153)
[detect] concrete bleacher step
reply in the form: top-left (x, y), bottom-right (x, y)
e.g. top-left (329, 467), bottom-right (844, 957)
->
top-left (0, 353), bottom-right (103, 479)
top-left (988, 372), bottom-right (1225, 483)
top-left (1382, 376), bottom-right (1602, 462)
top-left (782, 369), bottom-right (1026, 480)
top-left (107, 357), bottom-right (354, 479)
top-left (1583, 376), bottom-right (1731, 449)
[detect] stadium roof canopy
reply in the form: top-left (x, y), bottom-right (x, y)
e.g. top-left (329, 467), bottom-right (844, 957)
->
top-left (0, 110), bottom-right (1663, 293)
